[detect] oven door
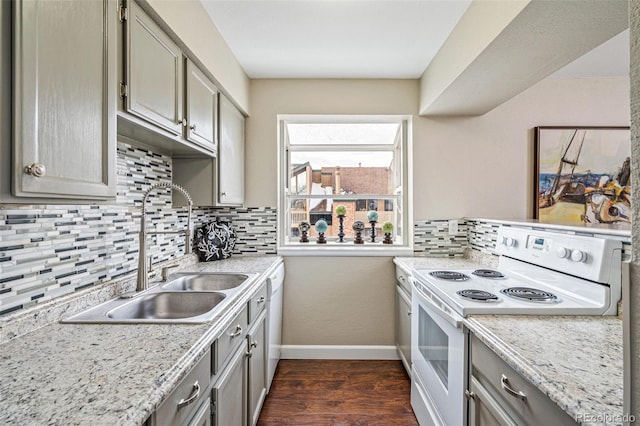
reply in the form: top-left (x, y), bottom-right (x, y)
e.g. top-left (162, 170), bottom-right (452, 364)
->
top-left (411, 277), bottom-right (467, 426)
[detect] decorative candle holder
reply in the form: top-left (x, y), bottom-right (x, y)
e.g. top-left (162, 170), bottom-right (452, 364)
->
top-left (369, 221), bottom-right (377, 243)
top-left (335, 205), bottom-right (347, 243)
top-left (299, 221), bottom-right (310, 243)
top-left (366, 210), bottom-right (379, 243)
top-left (315, 219), bottom-right (328, 244)
top-left (382, 222), bottom-right (394, 244)
top-left (353, 221), bottom-right (365, 244)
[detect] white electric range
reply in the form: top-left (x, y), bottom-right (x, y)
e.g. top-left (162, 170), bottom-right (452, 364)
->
top-left (409, 226), bottom-right (623, 426)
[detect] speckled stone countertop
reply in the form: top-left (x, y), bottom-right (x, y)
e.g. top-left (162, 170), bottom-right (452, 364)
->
top-left (466, 315), bottom-right (623, 426)
top-left (0, 255), bottom-right (282, 426)
top-left (393, 253), bottom-right (498, 272)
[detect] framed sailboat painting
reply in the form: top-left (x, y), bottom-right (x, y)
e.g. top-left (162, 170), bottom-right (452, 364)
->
top-left (534, 126), bottom-right (631, 225)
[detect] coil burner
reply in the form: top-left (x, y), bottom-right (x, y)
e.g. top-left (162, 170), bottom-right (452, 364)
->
top-left (429, 271), bottom-right (470, 281)
top-left (500, 287), bottom-right (558, 303)
top-left (472, 269), bottom-right (506, 279)
top-left (456, 289), bottom-right (499, 302)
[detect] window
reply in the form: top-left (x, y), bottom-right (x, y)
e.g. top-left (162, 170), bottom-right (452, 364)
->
top-left (278, 115), bottom-right (411, 251)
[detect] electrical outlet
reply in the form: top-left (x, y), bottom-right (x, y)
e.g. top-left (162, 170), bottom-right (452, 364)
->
top-left (448, 219), bottom-right (458, 235)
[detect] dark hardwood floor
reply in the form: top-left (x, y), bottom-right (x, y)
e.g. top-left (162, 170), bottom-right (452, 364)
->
top-left (257, 360), bottom-right (418, 426)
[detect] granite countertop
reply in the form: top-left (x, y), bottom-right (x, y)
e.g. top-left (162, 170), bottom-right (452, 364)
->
top-left (0, 255), bottom-right (282, 426)
top-left (394, 254), bottom-right (498, 271)
top-left (465, 315), bottom-right (623, 426)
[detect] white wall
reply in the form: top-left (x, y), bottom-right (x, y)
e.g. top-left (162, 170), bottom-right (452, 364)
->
top-left (247, 77), bottom-right (629, 219)
top-left (246, 77), bottom-right (628, 347)
top-left (416, 77), bottom-right (630, 220)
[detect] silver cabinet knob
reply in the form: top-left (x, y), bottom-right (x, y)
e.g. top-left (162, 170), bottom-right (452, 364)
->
top-left (190, 123), bottom-right (197, 131)
top-left (221, 192), bottom-right (227, 197)
top-left (24, 163), bottom-right (46, 177)
top-left (177, 118), bottom-right (187, 126)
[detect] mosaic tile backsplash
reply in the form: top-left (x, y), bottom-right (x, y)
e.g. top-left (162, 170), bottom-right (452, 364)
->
top-left (413, 220), bottom-right (468, 256)
top-left (0, 141), bottom-right (276, 316)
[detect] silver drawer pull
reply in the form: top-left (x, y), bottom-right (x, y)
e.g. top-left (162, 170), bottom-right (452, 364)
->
top-left (177, 381), bottom-right (200, 409)
top-left (257, 296), bottom-right (265, 304)
top-left (500, 374), bottom-right (527, 402)
top-left (228, 325), bottom-right (243, 338)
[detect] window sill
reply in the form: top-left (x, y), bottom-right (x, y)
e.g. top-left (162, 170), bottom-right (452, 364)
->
top-left (277, 243), bottom-right (413, 257)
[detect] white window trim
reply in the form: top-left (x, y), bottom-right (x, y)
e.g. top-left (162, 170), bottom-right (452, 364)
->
top-left (277, 114), bottom-right (413, 256)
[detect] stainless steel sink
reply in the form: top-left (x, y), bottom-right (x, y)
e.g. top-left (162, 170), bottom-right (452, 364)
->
top-left (162, 273), bottom-right (251, 291)
top-left (62, 271), bottom-right (258, 324)
top-left (107, 292), bottom-right (226, 320)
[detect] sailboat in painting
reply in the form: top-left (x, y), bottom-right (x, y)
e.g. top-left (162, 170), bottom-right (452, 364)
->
top-left (538, 128), bottom-right (631, 224)
top-left (539, 129), bottom-right (587, 208)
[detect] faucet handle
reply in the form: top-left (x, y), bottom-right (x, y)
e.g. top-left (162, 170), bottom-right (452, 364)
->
top-left (161, 264), bottom-right (180, 281)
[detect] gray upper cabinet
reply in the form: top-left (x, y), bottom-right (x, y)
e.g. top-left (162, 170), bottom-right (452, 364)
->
top-left (218, 94), bottom-right (245, 206)
top-left (12, 0), bottom-right (116, 199)
top-left (126, 0), bottom-right (184, 136)
top-left (186, 59), bottom-right (218, 153)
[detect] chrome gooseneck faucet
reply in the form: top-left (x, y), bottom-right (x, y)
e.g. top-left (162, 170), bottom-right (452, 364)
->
top-left (136, 183), bottom-right (193, 292)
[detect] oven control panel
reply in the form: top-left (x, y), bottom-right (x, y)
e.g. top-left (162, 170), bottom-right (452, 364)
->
top-left (496, 226), bottom-right (622, 284)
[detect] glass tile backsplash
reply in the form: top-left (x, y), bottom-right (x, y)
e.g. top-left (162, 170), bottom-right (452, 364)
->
top-left (0, 141), bottom-right (277, 316)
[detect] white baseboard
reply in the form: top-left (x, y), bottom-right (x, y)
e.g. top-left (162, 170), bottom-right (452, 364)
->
top-left (280, 345), bottom-right (400, 360)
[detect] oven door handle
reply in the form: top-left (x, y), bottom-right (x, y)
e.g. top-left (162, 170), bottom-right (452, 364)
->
top-left (412, 278), bottom-right (464, 329)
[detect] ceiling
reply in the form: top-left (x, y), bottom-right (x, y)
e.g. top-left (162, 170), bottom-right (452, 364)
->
top-left (201, 0), bottom-right (472, 79)
top-left (201, 0), bottom-right (629, 80)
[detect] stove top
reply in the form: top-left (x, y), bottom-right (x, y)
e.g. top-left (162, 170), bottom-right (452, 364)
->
top-left (413, 259), bottom-right (610, 316)
top-left (413, 227), bottom-right (622, 316)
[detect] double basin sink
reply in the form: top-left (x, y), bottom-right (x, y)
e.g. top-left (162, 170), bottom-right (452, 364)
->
top-left (63, 272), bottom-right (258, 324)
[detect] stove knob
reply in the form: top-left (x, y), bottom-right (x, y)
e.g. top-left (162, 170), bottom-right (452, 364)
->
top-left (556, 247), bottom-right (570, 259)
top-left (570, 249), bottom-right (586, 262)
top-left (503, 237), bottom-right (516, 247)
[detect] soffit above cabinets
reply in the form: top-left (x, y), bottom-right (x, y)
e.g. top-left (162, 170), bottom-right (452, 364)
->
top-left (418, 0), bottom-right (629, 116)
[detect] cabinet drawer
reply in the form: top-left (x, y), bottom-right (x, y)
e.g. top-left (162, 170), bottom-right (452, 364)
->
top-left (395, 266), bottom-right (411, 295)
top-left (248, 283), bottom-right (267, 325)
top-left (216, 305), bottom-right (249, 373)
top-left (471, 335), bottom-right (577, 425)
top-left (156, 350), bottom-right (211, 426)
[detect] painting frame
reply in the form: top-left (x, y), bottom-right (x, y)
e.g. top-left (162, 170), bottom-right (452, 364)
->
top-left (533, 126), bottom-right (631, 225)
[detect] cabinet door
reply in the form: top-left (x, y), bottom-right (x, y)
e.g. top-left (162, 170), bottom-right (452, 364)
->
top-left (468, 377), bottom-right (519, 426)
top-left (212, 343), bottom-right (247, 426)
top-left (217, 94), bottom-right (245, 206)
top-left (126, 0), bottom-right (183, 135)
top-left (188, 398), bottom-right (212, 426)
top-left (395, 285), bottom-right (412, 374)
top-left (247, 312), bottom-right (267, 426)
top-left (186, 59), bottom-right (218, 152)
top-left (13, 0), bottom-right (116, 199)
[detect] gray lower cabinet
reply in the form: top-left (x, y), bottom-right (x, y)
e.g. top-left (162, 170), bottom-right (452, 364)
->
top-left (469, 334), bottom-right (577, 426)
top-left (12, 0), bottom-right (116, 200)
top-left (125, 0), bottom-right (183, 136)
top-left (189, 398), bottom-right (212, 426)
top-left (156, 349), bottom-right (212, 426)
top-left (212, 341), bottom-right (248, 426)
top-left (247, 310), bottom-right (268, 426)
top-left (395, 265), bottom-right (412, 374)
